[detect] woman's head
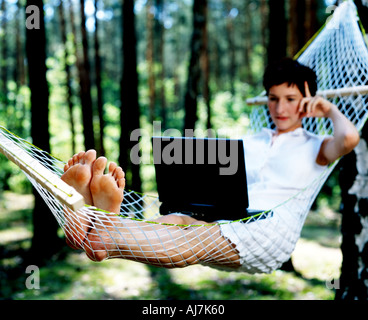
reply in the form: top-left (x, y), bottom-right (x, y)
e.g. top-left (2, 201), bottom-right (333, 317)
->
top-left (263, 58), bottom-right (317, 97)
top-left (263, 58), bottom-right (318, 135)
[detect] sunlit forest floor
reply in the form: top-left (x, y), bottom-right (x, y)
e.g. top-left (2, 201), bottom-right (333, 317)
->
top-left (0, 191), bottom-right (341, 300)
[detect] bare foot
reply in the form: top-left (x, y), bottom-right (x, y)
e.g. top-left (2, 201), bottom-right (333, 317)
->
top-left (90, 156), bottom-right (125, 214)
top-left (82, 157), bottom-right (125, 261)
top-left (61, 150), bottom-right (96, 206)
top-left (61, 150), bottom-right (96, 250)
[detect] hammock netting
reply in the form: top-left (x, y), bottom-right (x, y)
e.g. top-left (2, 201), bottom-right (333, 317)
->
top-left (1, 0), bottom-right (368, 273)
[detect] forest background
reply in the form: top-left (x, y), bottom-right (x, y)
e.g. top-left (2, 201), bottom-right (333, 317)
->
top-left (1, 0), bottom-right (368, 301)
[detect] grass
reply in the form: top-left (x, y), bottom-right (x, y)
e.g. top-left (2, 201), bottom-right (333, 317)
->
top-left (0, 191), bottom-right (341, 300)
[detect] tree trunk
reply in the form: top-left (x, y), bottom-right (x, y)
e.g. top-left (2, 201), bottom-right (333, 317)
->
top-left (155, 0), bottom-right (167, 129)
top-left (119, 0), bottom-right (142, 193)
top-left (25, 0), bottom-right (61, 263)
top-left (260, 0), bottom-right (268, 65)
top-left (243, 0), bottom-right (254, 86)
top-left (200, 1), bottom-right (211, 132)
top-left (267, 0), bottom-right (287, 64)
top-left (1, 0), bottom-right (8, 108)
top-left (58, 0), bottom-right (77, 154)
top-left (305, 0), bottom-right (318, 42)
top-left (94, 0), bottom-right (105, 156)
top-left (183, 0), bottom-right (207, 132)
top-left (225, 0), bottom-right (236, 95)
top-left (173, 5), bottom-right (184, 113)
top-left (288, 0), bottom-right (306, 57)
top-left (79, 0), bottom-right (95, 151)
top-left (14, 0), bottom-right (26, 136)
top-left (335, 124), bottom-right (368, 300)
top-left (146, 0), bottom-right (156, 123)
top-left (335, 0), bottom-right (368, 300)
top-left (67, 0), bottom-right (84, 152)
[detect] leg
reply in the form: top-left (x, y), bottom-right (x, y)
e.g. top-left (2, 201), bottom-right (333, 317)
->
top-left (84, 158), bottom-right (241, 268)
top-left (85, 214), bottom-right (240, 268)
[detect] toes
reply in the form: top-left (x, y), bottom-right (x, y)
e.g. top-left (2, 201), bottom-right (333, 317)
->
top-left (108, 162), bottom-right (117, 175)
top-left (115, 167), bottom-right (125, 180)
top-left (65, 152), bottom-right (81, 171)
top-left (64, 151), bottom-right (86, 171)
top-left (117, 177), bottom-right (125, 190)
top-left (64, 150), bottom-right (95, 170)
top-left (93, 156), bottom-right (107, 176)
top-left (110, 164), bottom-right (125, 181)
top-left (72, 153), bottom-right (80, 165)
top-left (115, 167), bottom-right (125, 190)
top-left (69, 152), bottom-right (83, 166)
top-left (84, 150), bottom-right (97, 165)
top-left (67, 157), bottom-right (74, 168)
top-left (77, 151), bottom-right (86, 164)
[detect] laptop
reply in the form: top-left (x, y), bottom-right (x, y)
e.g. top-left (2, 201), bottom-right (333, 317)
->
top-left (152, 136), bottom-right (266, 222)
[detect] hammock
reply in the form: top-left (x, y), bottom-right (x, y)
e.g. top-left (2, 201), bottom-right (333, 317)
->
top-left (1, 0), bottom-right (368, 274)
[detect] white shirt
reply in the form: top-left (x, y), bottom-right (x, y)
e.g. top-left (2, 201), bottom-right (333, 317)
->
top-left (244, 127), bottom-right (327, 211)
top-left (218, 127), bottom-right (329, 274)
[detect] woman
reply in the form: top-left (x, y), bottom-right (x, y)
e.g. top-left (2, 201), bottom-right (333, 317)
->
top-left (61, 58), bottom-right (359, 273)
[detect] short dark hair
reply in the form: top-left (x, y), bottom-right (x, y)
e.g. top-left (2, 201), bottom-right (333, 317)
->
top-left (263, 58), bottom-right (318, 96)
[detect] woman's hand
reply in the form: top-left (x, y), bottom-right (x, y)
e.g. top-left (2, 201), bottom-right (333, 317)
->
top-left (299, 81), bottom-right (360, 165)
top-left (298, 81), bottom-right (336, 119)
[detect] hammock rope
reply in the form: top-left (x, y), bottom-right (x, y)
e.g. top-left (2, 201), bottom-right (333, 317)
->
top-left (0, 0), bottom-right (368, 273)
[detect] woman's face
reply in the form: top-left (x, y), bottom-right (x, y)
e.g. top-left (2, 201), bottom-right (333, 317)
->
top-left (267, 82), bottom-right (304, 135)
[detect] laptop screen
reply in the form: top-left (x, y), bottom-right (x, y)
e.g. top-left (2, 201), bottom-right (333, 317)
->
top-left (152, 136), bottom-right (249, 221)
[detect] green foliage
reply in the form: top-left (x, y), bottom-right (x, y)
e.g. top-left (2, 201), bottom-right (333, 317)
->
top-left (0, 155), bottom-right (31, 194)
top-left (0, 0), bottom-right (331, 193)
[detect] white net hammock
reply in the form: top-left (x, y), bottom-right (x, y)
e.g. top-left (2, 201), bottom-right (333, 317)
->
top-left (1, 0), bottom-right (368, 274)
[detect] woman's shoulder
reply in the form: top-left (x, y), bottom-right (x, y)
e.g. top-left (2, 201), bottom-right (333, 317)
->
top-left (243, 128), bottom-right (273, 141)
top-left (300, 128), bottom-right (330, 143)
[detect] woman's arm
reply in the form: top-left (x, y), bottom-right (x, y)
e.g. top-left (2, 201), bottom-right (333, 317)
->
top-left (299, 82), bottom-right (360, 166)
